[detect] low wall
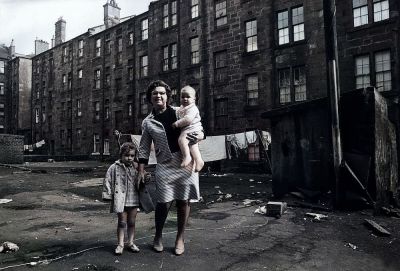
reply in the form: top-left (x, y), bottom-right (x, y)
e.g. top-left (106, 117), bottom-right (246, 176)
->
top-left (0, 134), bottom-right (24, 164)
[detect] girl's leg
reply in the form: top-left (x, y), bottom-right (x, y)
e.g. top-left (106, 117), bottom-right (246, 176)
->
top-left (175, 200), bottom-right (190, 255)
top-left (153, 202), bottom-right (169, 251)
top-left (126, 207), bottom-right (138, 245)
top-left (178, 132), bottom-right (192, 167)
top-left (116, 212), bottom-right (127, 254)
top-left (190, 143), bottom-right (204, 172)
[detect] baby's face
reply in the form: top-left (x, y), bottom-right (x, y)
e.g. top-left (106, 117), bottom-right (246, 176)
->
top-left (180, 90), bottom-right (195, 107)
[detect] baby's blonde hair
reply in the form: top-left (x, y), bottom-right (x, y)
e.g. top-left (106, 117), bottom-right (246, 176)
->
top-left (181, 85), bottom-right (196, 99)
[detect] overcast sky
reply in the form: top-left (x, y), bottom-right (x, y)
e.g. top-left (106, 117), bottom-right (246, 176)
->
top-left (0, 0), bottom-right (153, 55)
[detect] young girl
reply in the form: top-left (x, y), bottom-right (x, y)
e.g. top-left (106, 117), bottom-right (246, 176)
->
top-left (102, 142), bottom-right (141, 255)
top-left (172, 85), bottom-right (204, 172)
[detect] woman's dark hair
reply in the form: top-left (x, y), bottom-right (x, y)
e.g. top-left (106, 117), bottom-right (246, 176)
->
top-left (119, 142), bottom-right (136, 157)
top-left (146, 80), bottom-right (172, 105)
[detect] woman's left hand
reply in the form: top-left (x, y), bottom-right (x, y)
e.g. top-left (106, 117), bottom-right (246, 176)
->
top-left (186, 131), bottom-right (204, 145)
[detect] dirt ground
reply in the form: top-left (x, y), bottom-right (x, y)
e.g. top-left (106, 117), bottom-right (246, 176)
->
top-left (0, 162), bottom-right (399, 271)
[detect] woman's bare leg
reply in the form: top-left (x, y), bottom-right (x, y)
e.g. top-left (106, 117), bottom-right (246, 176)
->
top-left (153, 202), bottom-right (169, 251)
top-left (175, 200), bottom-right (190, 254)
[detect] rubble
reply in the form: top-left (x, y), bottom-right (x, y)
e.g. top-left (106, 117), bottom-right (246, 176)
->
top-left (266, 201), bottom-right (287, 218)
top-left (364, 219), bottom-right (391, 236)
top-left (305, 212), bottom-right (328, 221)
top-left (0, 241), bottom-right (19, 253)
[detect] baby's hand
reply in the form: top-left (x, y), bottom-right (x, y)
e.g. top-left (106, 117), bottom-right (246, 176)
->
top-left (172, 122), bottom-right (178, 128)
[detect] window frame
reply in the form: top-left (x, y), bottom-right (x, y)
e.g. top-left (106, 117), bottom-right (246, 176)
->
top-left (355, 54), bottom-right (371, 89)
top-left (140, 55), bottom-right (148, 78)
top-left (246, 74), bottom-right (259, 106)
top-left (191, 0), bottom-right (199, 19)
top-left (215, 0), bottom-right (227, 27)
top-left (245, 19), bottom-right (258, 52)
top-left (190, 36), bottom-right (200, 64)
top-left (141, 18), bottom-right (149, 41)
top-left (374, 50), bottom-right (392, 91)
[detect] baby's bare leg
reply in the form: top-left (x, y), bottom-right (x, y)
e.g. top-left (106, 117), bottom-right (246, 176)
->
top-left (179, 132), bottom-right (192, 167)
top-left (190, 143), bottom-right (204, 172)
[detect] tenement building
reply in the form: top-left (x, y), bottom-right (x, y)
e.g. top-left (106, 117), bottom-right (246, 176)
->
top-left (31, 0), bottom-right (399, 158)
top-left (0, 42), bottom-right (14, 134)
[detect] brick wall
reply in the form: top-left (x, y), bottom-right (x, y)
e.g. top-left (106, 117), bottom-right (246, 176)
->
top-left (0, 134), bottom-right (24, 164)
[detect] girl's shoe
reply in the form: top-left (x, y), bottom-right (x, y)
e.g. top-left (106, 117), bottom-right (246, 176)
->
top-left (114, 245), bottom-right (124, 255)
top-left (127, 242), bottom-right (140, 252)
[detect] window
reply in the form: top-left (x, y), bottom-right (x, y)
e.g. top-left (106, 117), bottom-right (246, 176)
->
top-left (294, 67), bottom-right (306, 101)
top-left (140, 93), bottom-right (148, 115)
top-left (68, 72), bottom-right (72, 90)
top-left (171, 88), bottom-right (178, 106)
top-left (245, 20), bottom-right (258, 52)
top-left (278, 11), bottom-right (289, 45)
top-left (76, 128), bottom-right (82, 146)
top-left (0, 61), bottom-right (4, 74)
top-left (77, 99), bottom-right (82, 116)
top-left (78, 69), bottom-right (83, 79)
top-left (115, 78), bottom-right (122, 94)
top-left (141, 19), bottom-right (148, 40)
top-left (128, 103), bottom-right (133, 116)
top-left (35, 108), bottom-right (40, 124)
top-left (94, 69), bottom-right (101, 89)
top-left (190, 37), bottom-right (200, 64)
top-left (163, 3), bottom-right (169, 28)
top-left (116, 53), bottom-right (122, 66)
top-left (117, 37), bottom-right (123, 52)
top-left (162, 46), bottom-right (169, 71)
top-left (353, 0), bottom-right (368, 27)
top-left (215, 99), bottom-right (228, 130)
top-left (93, 134), bottom-right (100, 153)
top-left (355, 55), bottom-right (370, 89)
top-left (78, 40), bottom-right (84, 57)
top-left (215, 0), bottom-right (227, 27)
top-left (105, 106), bottom-right (110, 120)
top-left (95, 38), bottom-right (101, 57)
top-left (278, 67), bottom-right (307, 104)
top-left (128, 32), bottom-right (134, 45)
top-left (374, 0), bottom-right (389, 22)
top-left (171, 1), bottom-right (177, 26)
top-left (0, 83), bottom-right (4, 95)
top-left (105, 67), bottom-right (111, 87)
top-left (214, 51), bottom-right (227, 82)
top-left (278, 6), bottom-right (304, 45)
top-left (62, 47), bottom-right (68, 63)
top-left (140, 55), bottom-right (148, 77)
top-left (128, 67), bottom-right (134, 81)
top-left (247, 74), bottom-right (259, 106)
top-left (375, 50), bottom-right (391, 91)
top-left (248, 141), bottom-right (260, 161)
top-left (171, 43), bottom-right (177, 69)
top-left (104, 139), bottom-right (110, 155)
top-left (279, 69), bottom-right (291, 103)
top-left (191, 0), bottom-right (199, 19)
top-left (215, 99), bottom-right (227, 116)
top-left (106, 40), bottom-right (112, 54)
top-left (42, 107), bottom-right (46, 122)
top-left (95, 101), bottom-right (100, 120)
top-left (292, 6), bottom-right (304, 42)
top-left (36, 90), bottom-right (40, 99)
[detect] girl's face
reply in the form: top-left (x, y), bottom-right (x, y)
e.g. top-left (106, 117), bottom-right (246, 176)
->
top-left (121, 150), bottom-right (135, 166)
top-left (180, 90), bottom-right (195, 107)
top-left (151, 86), bottom-right (168, 111)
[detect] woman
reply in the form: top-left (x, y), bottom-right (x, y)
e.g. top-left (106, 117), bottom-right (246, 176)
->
top-left (137, 80), bottom-right (203, 256)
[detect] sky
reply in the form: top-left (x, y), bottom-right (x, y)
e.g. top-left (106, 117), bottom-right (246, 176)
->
top-left (0, 0), bottom-right (153, 55)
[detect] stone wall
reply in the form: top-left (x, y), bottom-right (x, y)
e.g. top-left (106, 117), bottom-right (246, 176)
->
top-left (0, 134), bottom-right (24, 164)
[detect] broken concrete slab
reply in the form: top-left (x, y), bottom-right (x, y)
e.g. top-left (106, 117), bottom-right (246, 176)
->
top-left (364, 219), bottom-right (391, 236)
top-left (266, 201), bottom-right (287, 218)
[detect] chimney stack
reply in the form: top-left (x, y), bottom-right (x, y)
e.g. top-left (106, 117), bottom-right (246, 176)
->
top-left (10, 39), bottom-right (15, 57)
top-left (35, 38), bottom-right (49, 55)
top-left (55, 17), bottom-right (66, 46)
top-left (104, 0), bottom-right (121, 29)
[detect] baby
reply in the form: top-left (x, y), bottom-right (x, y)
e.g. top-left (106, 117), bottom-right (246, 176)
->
top-left (172, 86), bottom-right (204, 172)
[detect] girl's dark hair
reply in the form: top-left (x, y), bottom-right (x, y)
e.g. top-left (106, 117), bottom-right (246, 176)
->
top-left (146, 80), bottom-right (172, 105)
top-left (119, 142), bottom-right (136, 157)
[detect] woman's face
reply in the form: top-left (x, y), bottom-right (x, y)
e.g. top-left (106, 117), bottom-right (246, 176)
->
top-left (151, 86), bottom-right (168, 110)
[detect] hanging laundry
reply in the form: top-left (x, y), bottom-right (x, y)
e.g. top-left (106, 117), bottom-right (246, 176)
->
top-left (198, 135), bottom-right (227, 162)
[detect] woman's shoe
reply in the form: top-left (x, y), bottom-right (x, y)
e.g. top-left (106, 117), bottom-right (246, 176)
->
top-left (114, 245), bottom-right (124, 255)
top-left (153, 239), bottom-right (163, 252)
top-left (127, 242), bottom-right (140, 253)
top-left (174, 244), bottom-right (185, 256)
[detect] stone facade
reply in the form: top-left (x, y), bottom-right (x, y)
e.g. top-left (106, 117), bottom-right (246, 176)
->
top-left (30, 0), bottom-right (399, 158)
